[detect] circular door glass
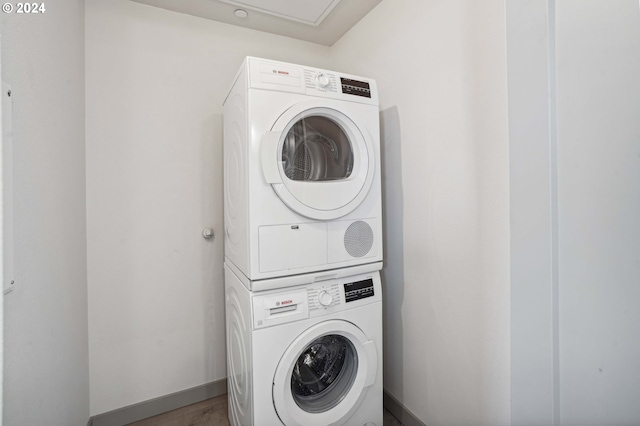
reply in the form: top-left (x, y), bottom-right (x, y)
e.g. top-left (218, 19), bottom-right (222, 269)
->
top-left (282, 116), bottom-right (354, 182)
top-left (290, 334), bottom-right (358, 413)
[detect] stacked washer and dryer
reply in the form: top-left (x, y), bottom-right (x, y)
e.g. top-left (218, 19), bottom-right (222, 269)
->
top-left (222, 57), bottom-right (383, 426)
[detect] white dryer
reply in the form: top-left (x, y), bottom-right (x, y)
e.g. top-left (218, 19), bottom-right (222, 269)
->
top-left (223, 57), bottom-right (382, 284)
top-left (225, 263), bottom-right (383, 426)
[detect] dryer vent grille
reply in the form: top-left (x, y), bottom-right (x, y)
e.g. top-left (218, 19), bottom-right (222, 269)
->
top-left (344, 221), bottom-right (374, 258)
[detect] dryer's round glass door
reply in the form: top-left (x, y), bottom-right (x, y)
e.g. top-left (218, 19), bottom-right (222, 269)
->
top-left (290, 334), bottom-right (358, 413)
top-left (262, 101), bottom-right (376, 221)
top-left (282, 116), bottom-right (354, 183)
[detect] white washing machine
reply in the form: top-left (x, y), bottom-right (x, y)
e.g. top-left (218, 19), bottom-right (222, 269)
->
top-left (223, 57), bottom-right (382, 284)
top-left (225, 263), bottom-right (383, 426)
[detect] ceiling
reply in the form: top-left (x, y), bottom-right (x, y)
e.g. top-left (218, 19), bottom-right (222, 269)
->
top-left (130, 0), bottom-right (382, 46)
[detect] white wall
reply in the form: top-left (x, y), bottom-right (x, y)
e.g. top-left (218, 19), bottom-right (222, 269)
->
top-left (85, 0), bottom-right (330, 415)
top-left (330, 1), bottom-right (511, 425)
top-left (506, 1), bottom-right (557, 423)
top-left (1, 1), bottom-right (89, 425)
top-left (556, 1), bottom-right (640, 423)
top-left (1, 29), bottom-right (4, 426)
top-left (508, 1), bottom-right (640, 424)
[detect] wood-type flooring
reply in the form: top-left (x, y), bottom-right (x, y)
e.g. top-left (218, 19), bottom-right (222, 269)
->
top-left (127, 393), bottom-right (403, 426)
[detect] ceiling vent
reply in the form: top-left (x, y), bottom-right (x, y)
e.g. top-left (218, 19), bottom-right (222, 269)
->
top-left (217, 0), bottom-right (341, 26)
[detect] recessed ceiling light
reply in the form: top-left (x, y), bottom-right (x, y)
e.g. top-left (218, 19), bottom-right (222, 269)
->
top-left (219, 0), bottom-right (341, 26)
top-left (234, 9), bottom-right (248, 18)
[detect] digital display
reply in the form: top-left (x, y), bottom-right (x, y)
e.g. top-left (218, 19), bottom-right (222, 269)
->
top-left (344, 279), bottom-right (374, 303)
top-left (341, 78), bottom-right (371, 98)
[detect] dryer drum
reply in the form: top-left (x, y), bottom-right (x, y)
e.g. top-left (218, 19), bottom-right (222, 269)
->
top-left (290, 334), bottom-right (358, 413)
top-left (282, 116), bottom-right (354, 182)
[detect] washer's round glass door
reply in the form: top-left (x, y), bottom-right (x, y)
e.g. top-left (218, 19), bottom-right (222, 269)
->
top-left (290, 334), bottom-right (358, 413)
top-left (261, 100), bottom-right (375, 220)
top-left (272, 320), bottom-right (377, 426)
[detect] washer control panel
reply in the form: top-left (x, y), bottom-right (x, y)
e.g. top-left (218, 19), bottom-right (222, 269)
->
top-left (306, 272), bottom-right (379, 315)
top-left (252, 270), bottom-right (382, 328)
top-left (308, 284), bottom-right (341, 311)
top-left (344, 278), bottom-right (375, 303)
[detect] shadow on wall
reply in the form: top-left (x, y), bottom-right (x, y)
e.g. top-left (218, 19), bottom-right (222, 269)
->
top-left (379, 106), bottom-right (405, 405)
top-left (203, 112), bottom-right (227, 380)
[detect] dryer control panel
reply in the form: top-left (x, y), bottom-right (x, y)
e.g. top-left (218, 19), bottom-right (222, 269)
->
top-left (304, 70), bottom-right (339, 94)
top-left (246, 57), bottom-right (378, 106)
top-left (340, 78), bottom-right (372, 98)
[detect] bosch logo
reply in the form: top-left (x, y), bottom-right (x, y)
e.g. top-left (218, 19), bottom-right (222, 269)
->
top-left (272, 69), bottom-right (289, 75)
top-left (280, 299), bottom-right (293, 305)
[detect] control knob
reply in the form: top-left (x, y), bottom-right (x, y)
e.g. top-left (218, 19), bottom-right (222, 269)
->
top-left (318, 289), bottom-right (333, 307)
top-left (316, 73), bottom-right (330, 88)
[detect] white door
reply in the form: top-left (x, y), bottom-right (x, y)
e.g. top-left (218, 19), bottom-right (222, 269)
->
top-left (272, 320), bottom-right (377, 426)
top-left (261, 100), bottom-right (375, 220)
